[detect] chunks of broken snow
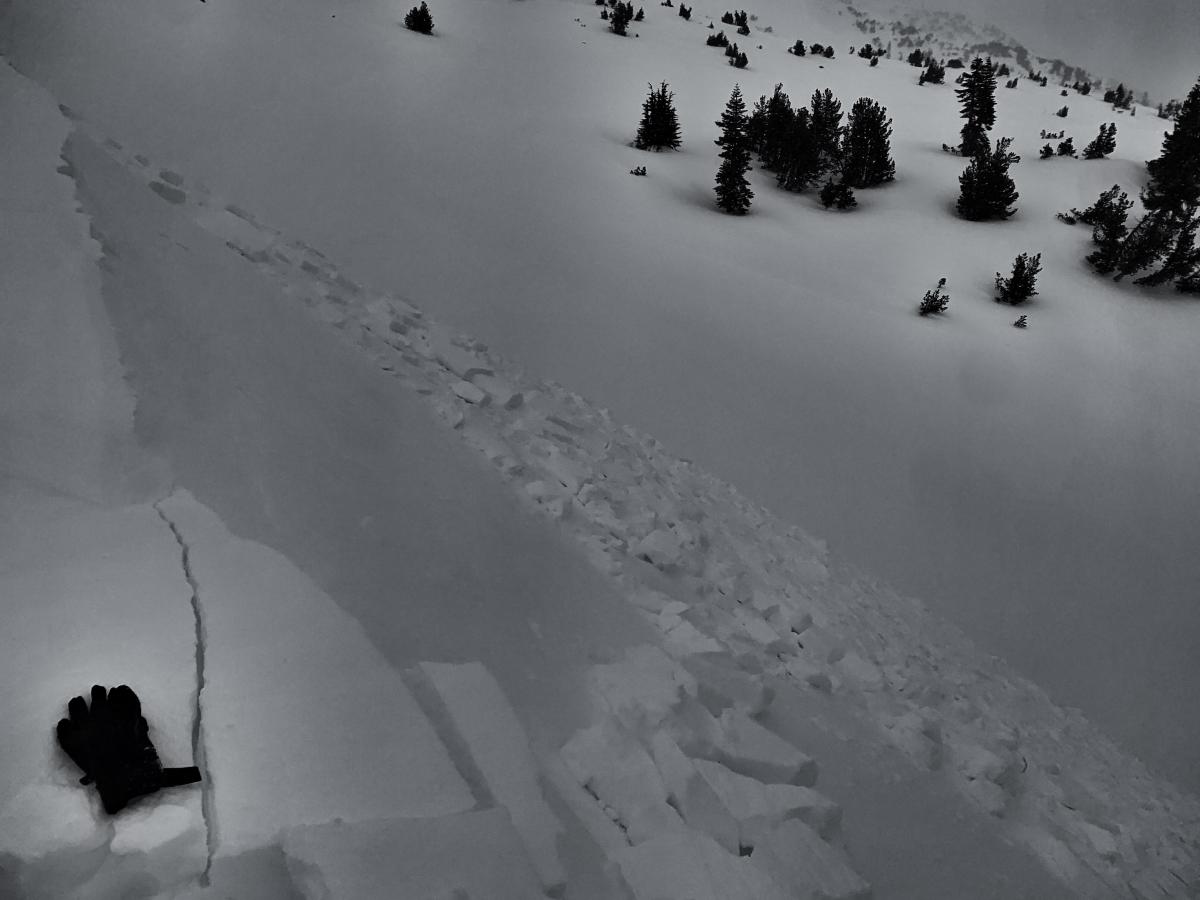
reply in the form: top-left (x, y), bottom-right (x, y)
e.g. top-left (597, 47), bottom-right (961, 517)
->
top-left (587, 644), bottom-right (697, 730)
top-left (750, 819), bottom-right (873, 900)
top-left (560, 721), bottom-right (683, 844)
top-left (413, 661), bottom-right (566, 893)
top-left (671, 703), bottom-right (818, 787)
top-left (693, 759), bottom-right (842, 844)
top-left (281, 808), bottom-right (548, 900)
top-left (615, 832), bottom-right (791, 900)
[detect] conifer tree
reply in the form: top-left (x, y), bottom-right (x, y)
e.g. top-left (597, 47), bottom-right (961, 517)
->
top-left (809, 88), bottom-right (844, 180)
top-left (775, 108), bottom-right (820, 192)
top-left (1075, 185), bottom-right (1134, 273)
top-left (822, 45), bottom-right (835, 58)
top-left (1039, 143), bottom-right (1054, 159)
top-left (819, 179), bottom-right (856, 209)
top-left (791, 40), bottom-right (806, 55)
top-left (634, 82), bottom-right (682, 151)
top-left (1082, 123), bottom-right (1117, 159)
top-left (714, 85), bottom-right (754, 214)
top-left (840, 97), bottom-right (895, 187)
top-left (1143, 78), bottom-right (1200, 215)
top-left (707, 30), bottom-right (729, 47)
top-left (921, 61), bottom-right (945, 85)
top-left (1056, 137), bottom-right (1076, 157)
top-left (918, 277), bottom-right (950, 315)
top-left (907, 48), bottom-right (924, 67)
top-left (956, 56), bottom-right (997, 156)
top-left (750, 84), bottom-right (795, 170)
top-left (957, 136), bottom-right (1019, 220)
top-left (995, 252), bottom-right (1042, 304)
top-left (610, 0), bottom-right (633, 35)
top-left (404, 1), bottom-right (434, 34)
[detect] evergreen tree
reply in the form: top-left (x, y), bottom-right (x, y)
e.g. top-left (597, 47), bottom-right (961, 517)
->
top-left (751, 84), bottom-right (795, 170)
top-left (714, 85), bottom-right (754, 214)
top-left (809, 88), bottom-right (844, 180)
top-left (610, 0), bottom-right (633, 35)
top-left (858, 43), bottom-right (874, 59)
top-left (731, 50), bottom-right (749, 68)
top-left (1082, 122), bottom-right (1117, 159)
top-left (907, 48), bottom-right (924, 66)
top-left (634, 82), bottom-right (682, 151)
top-left (957, 136), bottom-right (1019, 220)
top-left (870, 55), bottom-right (879, 67)
top-left (634, 5), bottom-right (644, 20)
top-left (1056, 137), bottom-right (1076, 157)
top-left (995, 252), bottom-right (1042, 303)
top-left (1143, 78), bottom-right (1200, 215)
top-left (918, 277), bottom-right (950, 315)
top-left (819, 179), bottom-right (857, 209)
top-left (956, 56), bottom-right (997, 155)
top-left (706, 30), bottom-right (729, 47)
top-left (1074, 185), bottom-right (1134, 273)
top-left (840, 97), bottom-right (895, 187)
top-left (1039, 143), bottom-right (1054, 159)
top-left (678, 4), bottom-right (691, 19)
top-left (822, 45), bottom-right (835, 59)
top-left (921, 61), bottom-right (945, 85)
top-left (791, 40), bottom-right (806, 55)
top-left (721, 10), bottom-right (734, 24)
top-left (775, 108), bottom-right (820, 191)
top-left (404, 1), bottom-right (434, 34)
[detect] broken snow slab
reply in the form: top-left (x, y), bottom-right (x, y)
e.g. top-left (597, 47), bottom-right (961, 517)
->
top-left (281, 808), bottom-right (548, 900)
top-left (648, 731), bottom-right (739, 853)
top-left (414, 661), bottom-right (566, 893)
top-left (681, 652), bottom-right (774, 716)
top-left (615, 832), bottom-right (791, 900)
top-left (670, 703), bottom-right (818, 787)
top-left (749, 819), bottom-right (872, 900)
top-left (693, 759), bottom-right (842, 845)
top-left (587, 644), bottom-right (697, 730)
top-left (154, 492), bottom-right (474, 855)
top-left (560, 721), bottom-right (683, 844)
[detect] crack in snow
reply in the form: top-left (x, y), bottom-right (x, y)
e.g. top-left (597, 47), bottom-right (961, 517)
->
top-left (154, 499), bottom-right (216, 886)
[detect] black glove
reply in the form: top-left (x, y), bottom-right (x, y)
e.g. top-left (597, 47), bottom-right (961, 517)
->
top-left (56, 684), bottom-right (201, 814)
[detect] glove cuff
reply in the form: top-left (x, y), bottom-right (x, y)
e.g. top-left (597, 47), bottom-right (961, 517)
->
top-left (161, 766), bottom-right (202, 787)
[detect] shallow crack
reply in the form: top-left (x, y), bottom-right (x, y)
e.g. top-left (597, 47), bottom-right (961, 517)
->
top-left (154, 500), bottom-right (216, 886)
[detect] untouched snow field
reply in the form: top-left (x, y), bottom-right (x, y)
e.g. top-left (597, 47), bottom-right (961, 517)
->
top-left (2, 0), bottom-right (1200, 897)
top-left (2, 0), bottom-right (1198, 794)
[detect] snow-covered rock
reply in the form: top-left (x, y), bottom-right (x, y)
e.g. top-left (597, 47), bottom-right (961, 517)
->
top-left (750, 819), bottom-right (872, 900)
top-left (694, 759), bottom-right (842, 844)
top-left (415, 661), bottom-right (566, 893)
top-left (280, 808), bottom-right (548, 900)
top-left (615, 832), bottom-right (791, 900)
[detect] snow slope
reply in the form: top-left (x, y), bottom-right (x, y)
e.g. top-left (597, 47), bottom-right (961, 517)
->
top-left (3, 0), bottom-right (1197, 793)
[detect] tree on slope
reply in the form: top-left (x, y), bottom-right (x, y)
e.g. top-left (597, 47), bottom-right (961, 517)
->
top-left (775, 108), bottom-right (820, 192)
top-left (995, 252), bottom-right (1042, 304)
top-left (1082, 123), bottom-right (1117, 159)
top-left (957, 136), bottom-right (1019, 221)
top-left (809, 88), bottom-right (845, 181)
top-left (956, 56), bottom-right (997, 156)
top-left (1112, 77), bottom-right (1200, 288)
top-left (610, 0), bottom-right (634, 35)
top-left (404, 1), bottom-right (434, 34)
top-left (1074, 184), bottom-right (1134, 274)
top-left (714, 85), bottom-right (754, 214)
top-left (635, 82), bottom-right (682, 151)
top-left (840, 97), bottom-right (895, 187)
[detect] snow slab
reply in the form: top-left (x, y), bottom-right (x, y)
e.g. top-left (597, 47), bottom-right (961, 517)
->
top-left (693, 759), bottom-right (842, 845)
top-left (415, 661), bottom-right (566, 893)
top-left (749, 819), bottom-right (872, 900)
top-left (155, 491), bottom-right (474, 855)
top-left (615, 831), bottom-right (791, 900)
top-left (587, 644), bottom-right (698, 731)
top-left (280, 808), bottom-right (548, 900)
top-left (648, 731), bottom-right (740, 853)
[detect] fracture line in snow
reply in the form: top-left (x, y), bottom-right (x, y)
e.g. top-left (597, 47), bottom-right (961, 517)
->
top-left (154, 500), bottom-right (216, 886)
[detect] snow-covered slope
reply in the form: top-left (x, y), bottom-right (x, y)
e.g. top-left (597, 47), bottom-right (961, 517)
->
top-left (3, 0), bottom-right (1200, 897)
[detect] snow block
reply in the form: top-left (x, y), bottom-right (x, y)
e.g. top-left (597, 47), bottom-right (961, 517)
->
top-left (680, 709), bottom-right (817, 787)
top-left (587, 645), bottom-right (697, 730)
top-left (450, 379), bottom-right (488, 405)
top-left (471, 374), bottom-right (524, 409)
top-left (615, 832), bottom-right (791, 900)
top-left (883, 711), bottom-right (943, 771)
top-left (281, 808), bottom-right (548, 900)
top-left (750, 820), bottom-right (872, 900)
top-left (417, 661), bottom-right (566, 893)
top-left (633, 529), bottom-right (684, 571)
top-left (649, 732), bottom-right (740, 853)
top-left (560, 722), bottom-right (683, 844)
top-left (693, 759), bottom-right (842, 845)
top-left (681, 653), bottom-right (774, 716)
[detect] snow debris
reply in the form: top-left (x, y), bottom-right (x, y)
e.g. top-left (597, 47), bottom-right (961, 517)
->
top-left (749, 819), bottom-right (873, 900)
top-left (615, 832), bottom-right (791, 900)
top-left (693, 758), bottom-right (843, 844)
top-left (587, 644), bottom-right (697, 730)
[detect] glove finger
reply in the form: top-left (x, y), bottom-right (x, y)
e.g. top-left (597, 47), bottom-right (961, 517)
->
top-left (90, 685), bottom-right (108, 716)
top-left (110, 685), bottom-right (141, 721)
top-left (67, 695), bottom-right (89, 725)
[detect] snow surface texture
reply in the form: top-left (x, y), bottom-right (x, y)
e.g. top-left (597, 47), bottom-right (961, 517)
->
top-left (21, 92), bottom-right (1192, 897)
top-left (4, 0), bottom-right (1199, 796)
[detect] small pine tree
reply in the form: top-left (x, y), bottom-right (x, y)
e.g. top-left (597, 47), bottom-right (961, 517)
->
top-left (736, 23), bottom-right (750, 36)
top-left (634, 6), bottom-right (644, 20)
top-left (819, 179), bottom-right (857, 209)
top-left (957, 136), bottom-right (1019, 221)
top-left (403, 0), bottom-right (434, 34)
top-left (809, 88), bottom-right (845, 181)
top-left (1056, 137), bottom-right (1076, 157)
top-left (907, 48), bottom-right (924, 67)
top-left (791, 40), bottom-right (806, 55)
top-left (734, 9), bottom-right (748, 27)
top-left (822, 45), bottom-right (835, 59)
top-left (1055, 105), bottom-right (1068, 117)
top-left (725, 41), bottom-right (737, 58)
top-left (1039, 143), bottom-right (1054, 159)
top-left (918, 277), bottom-right (950, 315)
top-left (840, 97), bottom-right (895, 187)
top-left (858, 43), bottom-right (874, 59)
top-left (721, 10), bottom-right (734, 24)
top-left (634, 82), bottom-right (682, 151)
top-left (714, 85), bottom-right (754, 214)
top-left (994, 252), bottom-right (1042, 303)
top-left (1082, 122), bottom-right (1117, 159)
top-left (870, 55), bottom-right (879, 67)
top-left (922, 61), bottom-right (945, 85)
top-left (1075, 185), bottom-right (1134, 273)
top-left (678, 4), bottom-right (691, 19)
top-left (957, 56), bottom-right (997, 155)
top-left (610, 0), bottom-right (633, 35)
top-left (731, 50), bottom-right (749, 68)
top-left (706, 31), bottom-right (728, 47)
